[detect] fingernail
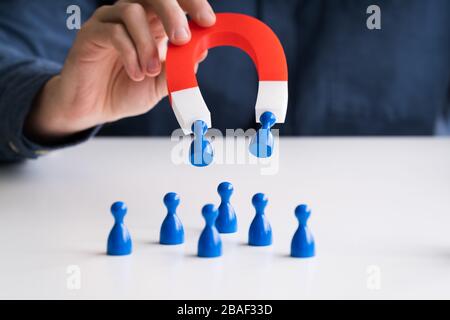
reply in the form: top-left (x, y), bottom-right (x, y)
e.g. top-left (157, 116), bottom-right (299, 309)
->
top-left (199, 9), bottom-right (215, 24)
top-left (147, 57), bottom-right (160, 74)
top-left (134, 67), bottom-right (144, 81)
top-left (173, 27), bottom-right (190, 42)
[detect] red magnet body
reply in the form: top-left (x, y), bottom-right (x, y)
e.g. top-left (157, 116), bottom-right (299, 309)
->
top-left (166, 13), bottom-right (288, 134)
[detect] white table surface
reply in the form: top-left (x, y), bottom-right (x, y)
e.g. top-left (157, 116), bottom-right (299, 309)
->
top-left (1, 137), bottom-right (450, 300)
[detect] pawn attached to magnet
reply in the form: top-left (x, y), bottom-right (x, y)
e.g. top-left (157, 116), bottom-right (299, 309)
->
top-left (190, 120), bottom-right (214, 167)
top-left (249, 111), bottom-right (276, 158)
top-left (107, 201), bottom-right (132, 256)
top-left (159, 192), bottom-right (184, 245)
top-left (248, 193), bottom-right (273, 246)
top-left (291, 204), bottom-right (315, 258)
top-left (198, 204), bottom-right (222, 258)
top-left (215, 182), bottom-right (238, 233)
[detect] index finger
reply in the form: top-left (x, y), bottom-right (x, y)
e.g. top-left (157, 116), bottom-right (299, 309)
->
top-left (178, 0), bottom-right (216, 27)
top-left (146, 0), bottom-right (191, 45)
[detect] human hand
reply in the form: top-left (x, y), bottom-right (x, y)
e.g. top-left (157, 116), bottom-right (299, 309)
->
top-left (25, 0), bottom-right (215, 143)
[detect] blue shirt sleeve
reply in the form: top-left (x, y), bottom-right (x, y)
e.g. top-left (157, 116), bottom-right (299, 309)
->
top-left (0, 0), bottom-right (99, 162)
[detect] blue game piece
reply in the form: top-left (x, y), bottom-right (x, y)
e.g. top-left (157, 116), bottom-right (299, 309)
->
top-left (249, 111), bottom-right (276, 158)
top-left (248, 193), bottom-right (272, 246)
top-left (215, 182), bottom-right (237, 233)
top-left (107, 201), bottom-right (132, 256)
top-left (198, 204), bottom-right (222, 258)
top-left (291, 205), bottom-right (315, 258)
top-left (190, 120), bottom-right (214, 167)
top-left (159, 192), bottom-right (184, 245)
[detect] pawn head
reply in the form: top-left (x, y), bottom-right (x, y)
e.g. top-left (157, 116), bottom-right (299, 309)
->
top-left (202, 204), bottom-right (218, 225)
top-left (259, 111), bottom-right (276, 128)
top-left (163, 192), bottom-right (180, 212)
top-left (217, 182), bottom-right (233, 199)
top-left (111, 201), bottom-right (127, 220)
top-left (252, 193), bottom-right (268, 211)
top-left (191, 120), bottom-right (208, 136)
top-left (295, 204), bottom-right (311, 224)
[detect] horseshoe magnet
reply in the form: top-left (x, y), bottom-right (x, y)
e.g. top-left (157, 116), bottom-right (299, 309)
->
top-left (166, 13), bottom-right (288, 134)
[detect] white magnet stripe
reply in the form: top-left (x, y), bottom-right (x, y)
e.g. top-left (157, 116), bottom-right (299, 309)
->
top-left (172, 81), bottom-right (287, 134)
top-left (255, 81), bottom-right (288, 123)
top-left (171, 87), bottom-right (212, 135)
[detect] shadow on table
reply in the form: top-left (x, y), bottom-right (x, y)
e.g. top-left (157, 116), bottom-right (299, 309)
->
top-left (414, 245), bottom-right (450, 263)
top-left (0, 160), bottom-right (28, 178)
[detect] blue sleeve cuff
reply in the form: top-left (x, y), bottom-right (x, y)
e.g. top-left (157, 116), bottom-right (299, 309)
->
top-left (20, 125), bottom-right (102, 158)
top-left (0, 58), bottom-right (100, 161)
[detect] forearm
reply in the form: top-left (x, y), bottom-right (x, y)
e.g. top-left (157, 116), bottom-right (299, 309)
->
top-left (0, 56), bottom-right (61, 161)
top-left (0, 0), bottom-right (101, 162)
top-left (23, 75), bottom-right (75, 145)
top-left (0, 54), bottom-right (101, 162)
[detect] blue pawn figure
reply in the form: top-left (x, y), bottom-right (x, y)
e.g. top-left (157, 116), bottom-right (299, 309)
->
top-left (291, 205), bottom-right (315, 258)
top-left (107, 201), bottom-right (132, 256)
top-left (198, 204), bottom-right (222, 258)
top-left (215, 182), bottom-right (237, 233)
top-left (159, 192), bottom-right (184, 245)
top-left (190, 120), bottom-right (214, 167)
top-left (248, 193), bottom-right (272, 246)
top-left (249, 111), bottom-right (276, 158)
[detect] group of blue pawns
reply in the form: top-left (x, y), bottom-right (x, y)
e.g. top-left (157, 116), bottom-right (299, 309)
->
top-left (107, 182), bottom-right (315, 258)
top-left (108, 113), bottom-right (314, 257)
